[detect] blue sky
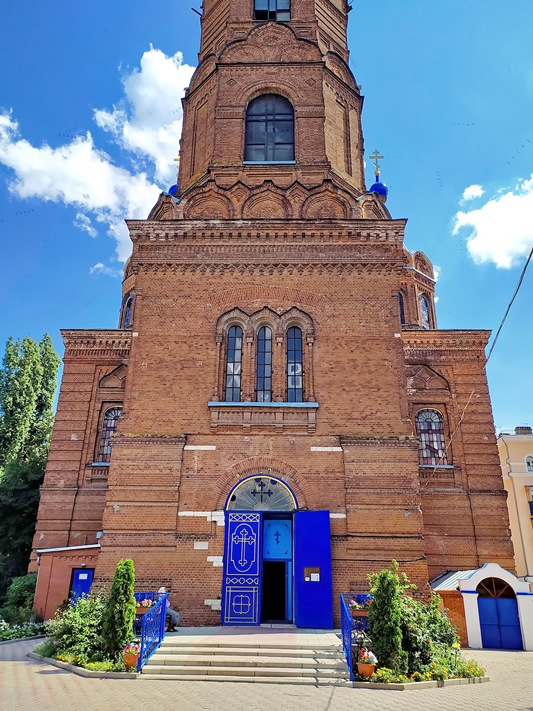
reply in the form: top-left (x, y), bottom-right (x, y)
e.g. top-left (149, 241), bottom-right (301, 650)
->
top-left (0, 0), bottom-right (532, 432)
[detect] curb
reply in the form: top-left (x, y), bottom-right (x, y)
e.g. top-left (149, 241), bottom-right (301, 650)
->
top-left (0, 635), bottom-right (45, 646)
top-left (27, 652), bottom-right (138, 679)
top-left (353, 675), bottom-right (490, 691)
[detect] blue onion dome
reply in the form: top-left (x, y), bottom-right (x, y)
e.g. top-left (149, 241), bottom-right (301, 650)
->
top-left (369, 179), bottom-right (388, 197)
top-left (168, 184), bottom-right (178, 196)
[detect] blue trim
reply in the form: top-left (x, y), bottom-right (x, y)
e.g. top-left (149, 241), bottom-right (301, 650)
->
top-left (91, 462), bottom-right (110, 467)
top-left (224, 474), bottom-right (299, 511)
top-left (243, 161), bottom-right (296, 165)
top-left (208, 401), bottom-right (318, 408)
top-left (461, 590), bottom-right (478, 594)
top-left (516, 591), bottom-right (533, 596)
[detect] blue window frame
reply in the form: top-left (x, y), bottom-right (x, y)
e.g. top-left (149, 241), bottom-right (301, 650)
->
top-left (225, 326), bottom-right (243, 402)
top-left (245, 95), bottom-right (294, 163)
top-left (254, 0), bottom-right (290, 22)
top-left (286, 326), bottom-right (303, 402)
top-left (256, 326), bottom-right (273, 402)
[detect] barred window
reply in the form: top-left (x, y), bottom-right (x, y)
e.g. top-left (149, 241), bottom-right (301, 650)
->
top-left (225, 326), bottom-right (243, 402)
top-left (256, 326), bottom-right (273, 402)
top-left (254, 0), bottom-right (290, 22)
top-left (286, 326), bottom-right (303, 402)
top-left (245, 94), bottom-right (294, 163)
top-left (415, 409), bottom-right (447, 466)
top-left (97, 407), bottom-right (122, 463)
top-left (420, 294), bottom-right (431, 329)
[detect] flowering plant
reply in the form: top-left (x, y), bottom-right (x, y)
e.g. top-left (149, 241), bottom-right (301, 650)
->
top-left (123, 640), bottom-right (141, 655)
top-left (359, 647), bottom-right (378, 664)
top-left (139, 599), bottom-right (154, 607)
top-left (349, 595), bottom-right (373, 610)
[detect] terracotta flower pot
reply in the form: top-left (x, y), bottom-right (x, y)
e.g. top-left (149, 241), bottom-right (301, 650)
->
top-left (357, 662), bottom-right (376, 678)
top-left (352, 609), bottom-right (369, 617)
top-left (123, 652), bottom-right (140, 670)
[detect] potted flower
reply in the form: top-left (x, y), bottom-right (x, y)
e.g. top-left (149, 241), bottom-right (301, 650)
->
top-left (357, 647), bottom-right (378, 678)
top-left (123, 640), bottom-right (141, 670)
top-left (349, 596), bottom-right (372, 617)
top-left (136, 598), bottom-right (154, 615)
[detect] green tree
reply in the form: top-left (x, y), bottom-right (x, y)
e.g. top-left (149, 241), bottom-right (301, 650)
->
top-left (0, 335), bottom-right (60, 603)
top-left (368, 560), bottom-right (407, 673)
top-left (101, 559), bottom-right (136, 659)
top-left (0, 572), bottom-right (38, 624)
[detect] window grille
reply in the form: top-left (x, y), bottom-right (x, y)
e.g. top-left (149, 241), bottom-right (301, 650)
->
top-left (245, 94), bottom-right (294, 163)
top-left (415, 409), bottom-right (447, 466)
top-left (256, 326), bottom-right (273, 402)
top-left (97, 407), bottom-right (122, 463)
top-left (286, 326), bottom-right (303, 402)
top-left (225, 326), bottom-right (243, 402)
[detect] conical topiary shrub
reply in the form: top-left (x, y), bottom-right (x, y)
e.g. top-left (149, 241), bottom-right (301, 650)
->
top-left (101, 559), bottom-right (136, 659)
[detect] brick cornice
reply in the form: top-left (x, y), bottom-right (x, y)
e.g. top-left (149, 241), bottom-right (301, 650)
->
top-left (402, 329), bottom-right (490, 356)
top-left (61, 330), bottom-right (131, 359)
top-left (340, 435), bottom-right (419, 449)
top-left (135, 262), bottom-right (402, 276)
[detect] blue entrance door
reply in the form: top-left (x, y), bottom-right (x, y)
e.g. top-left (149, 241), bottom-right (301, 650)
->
top-left (293, 511), bottom-right (333, 628)
top-left (263, 519), bottom-right (292, 622)
top-left (71, 568), bottom-right (94, 602)
top-left (222, 512), bottom-right (262, 625)
top-left (478, 597), bottom-right (523, 650)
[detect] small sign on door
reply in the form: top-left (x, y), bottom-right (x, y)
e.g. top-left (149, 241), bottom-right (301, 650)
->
top-left (304, 566), bottom-right (320, 582)
top-left (78, 574), bottom-right (88, 580)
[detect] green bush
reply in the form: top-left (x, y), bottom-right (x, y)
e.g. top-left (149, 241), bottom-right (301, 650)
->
top-left (101, 559), bottom-right (136, 659)
top-left (0, 573), bottom-right (38, 624)
top-left (0, 620), bottom-right (46, 641)
top-left (34, 638), bottom-right (60, 658)
top-left (367, 560), bottom-right (407, 673)
top-left (46, 593), bottom-right (106, 664)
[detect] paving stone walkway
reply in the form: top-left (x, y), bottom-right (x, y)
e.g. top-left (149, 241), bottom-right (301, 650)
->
top-left (2, 637), bottom-right (532, 711)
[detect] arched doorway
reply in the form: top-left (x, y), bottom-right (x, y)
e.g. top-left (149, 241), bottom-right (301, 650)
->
top-left (477, 577), bottom-right (523, 650)
top-left (221, 474), bottom-right (333, 628)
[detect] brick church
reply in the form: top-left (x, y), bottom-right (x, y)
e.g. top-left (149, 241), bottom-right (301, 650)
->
top-left (32, 0), bottom-right (515, 629)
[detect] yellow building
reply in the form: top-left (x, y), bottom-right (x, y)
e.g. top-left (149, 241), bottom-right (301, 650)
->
top-left (498, 427), bottom-right (533, 582)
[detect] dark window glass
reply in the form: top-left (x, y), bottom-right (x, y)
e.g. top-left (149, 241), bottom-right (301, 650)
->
top-left (287, 327), bottom-right (303, 402)
top-left (123, 295), bottom-right (134, 329)
top-left (225, 326), bottom-right (243, 402)
top-left (415, 410), bottom-right (447, 466)
top-left (420, 294), bottom-right (431, 329)
top-left (245, 95), bottom-right (294, 162)
top-left (97, 407), bottom-right (122, 463)
top-left (256, 326), bottom-right (273, 402)
top-left (254, 0), bottom-right (290, 21)
top-left (398, 292), bottom-right (406, 325)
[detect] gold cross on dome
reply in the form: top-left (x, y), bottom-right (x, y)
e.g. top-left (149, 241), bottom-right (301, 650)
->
top-left (369, 148), bottom-right (384, 176)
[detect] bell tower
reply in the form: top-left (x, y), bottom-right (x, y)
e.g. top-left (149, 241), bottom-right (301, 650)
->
top-left (172, 0), bottom-right (379, 220)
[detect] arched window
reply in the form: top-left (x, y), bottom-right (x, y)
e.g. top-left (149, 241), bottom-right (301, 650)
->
top-left (398, 292), bottom-right (406, 325)
top-left (526, 456), bottom-right (533, 473)
top-left (226, 475), bottom-right (297, 511)
top-left (245, 95), bottom-right (294, 163)
top-left (97, 406), bottom-right (122, 463)
top-left (419, 294), bottom-right (431, 329)
top-left (287, 326), bottom-right (303, 402)
top-left (415, 409), bottom-right (448, 466)
top-left (256, 326), bottom-right (273, 402)
top-left (225, 326), bottom-right (243, 402)
top-left (254, 0), bottom-right (290, 22)
top-left (123, 294), bottom-right (134, 329)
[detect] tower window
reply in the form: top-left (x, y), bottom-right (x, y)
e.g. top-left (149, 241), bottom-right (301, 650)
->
top-left (225, 326), bottom-right (243, 402)
top-left (254, 0), bottom-right (290, 22)
top-left (256, 326), bottom-right (273, 402)
top-left (398, 292), bottom-right (406, 325)
top-left (123, 295), bottom-right (134, 329)
top-left (245, 94), bottom-right (294, 163)
top-left (97, 406), bottom-right (122, 463)
top-left (415, 409), bottom-right (448, 466)
top-left (287, 326), bottom-right (303, 402)
top-left (419, 294), bottom-right (431, 329)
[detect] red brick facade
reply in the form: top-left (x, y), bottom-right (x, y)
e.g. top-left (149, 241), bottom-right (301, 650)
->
top-left (32, 0), bottom-right (514, 623)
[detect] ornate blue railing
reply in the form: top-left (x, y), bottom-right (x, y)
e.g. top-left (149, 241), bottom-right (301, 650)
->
top-left (340, 593), bottom-right (373, 681)
top-left (136, 593), bottom-right (168, 672)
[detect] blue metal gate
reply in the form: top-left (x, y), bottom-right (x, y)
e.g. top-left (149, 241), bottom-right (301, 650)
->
top-left (222, 512), bottom-right (262, 625)
top-left (478, 596), bottom-right (523, 650)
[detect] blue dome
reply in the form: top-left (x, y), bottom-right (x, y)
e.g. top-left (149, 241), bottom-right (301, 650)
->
top-left (168, 184), bottom-right (178, 196)
top-left (369, 180), bottom-right (388, 197)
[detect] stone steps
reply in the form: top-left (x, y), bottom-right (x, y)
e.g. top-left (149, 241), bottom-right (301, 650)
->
top-left (141, 633), bottom-right (351, 685)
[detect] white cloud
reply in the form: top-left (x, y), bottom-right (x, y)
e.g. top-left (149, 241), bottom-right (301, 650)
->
top-left (453, 175), bottom-right (533, 268)
top-left (433, 265), bottom-right (441, 282)
top-left (462, 184), bottom-right (484, 201)
top-left (89, 262), bottom-right (122, 278)
top-left (0, 47), bottom-right (195, 264)
top-left (94, 47), bottom-right (195, 184)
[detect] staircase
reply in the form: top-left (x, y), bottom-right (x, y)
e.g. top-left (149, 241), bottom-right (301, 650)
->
top-left (140, 628), bottom-right (352, 685)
